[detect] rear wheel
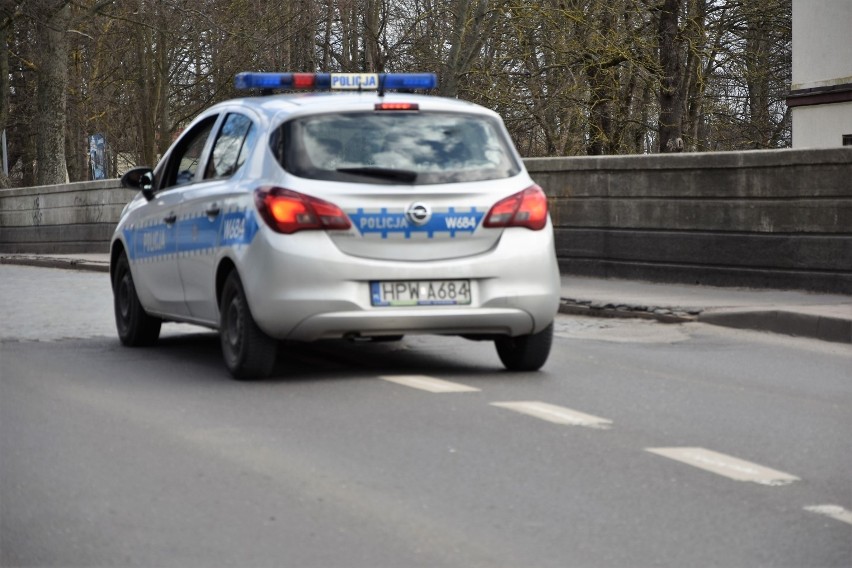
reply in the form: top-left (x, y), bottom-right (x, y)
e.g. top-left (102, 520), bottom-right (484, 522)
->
top-left (495, 322), bottom-right (553, 371)
top-left (219, 271), bottom-right (277, 380)
top-left (113, 251), bottom-right (161, 346)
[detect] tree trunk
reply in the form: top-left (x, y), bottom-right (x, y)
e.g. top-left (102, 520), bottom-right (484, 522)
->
top-left (156, 25), bottom-right (170, 157)
top-left (745, 5), bottom-right (772, 148)
top-left (0, 21), bottom-right (9, 186)
top-left (586, 64), bottom-right (613, 155)
top-left (682, 0), bottom-right (707, 151)
top-left (65, 40), bottom-right (85, 182)
top-left (657, 0), bottom-right (685, 153)
top-left (586, 5), bottom-right (615, 156)
top-left (36, 2), bottom-right (71, 185)
top-left (364, 0), bottom-right (383, 72)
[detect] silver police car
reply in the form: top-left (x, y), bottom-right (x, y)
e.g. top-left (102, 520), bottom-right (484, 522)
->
top-left (111, 72), bottom-right (560, 379)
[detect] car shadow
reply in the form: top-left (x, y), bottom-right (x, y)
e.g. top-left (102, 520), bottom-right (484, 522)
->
top-left (152, 331), bottom-right (506, 383)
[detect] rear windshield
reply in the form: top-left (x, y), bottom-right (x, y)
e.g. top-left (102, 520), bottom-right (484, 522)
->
top-left (271, 111), bottom-right (521, 184)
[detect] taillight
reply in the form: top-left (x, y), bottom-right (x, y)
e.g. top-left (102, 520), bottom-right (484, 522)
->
top-left (255, 187), bottom-right (351, 234)
top-left (483, 185), bottom-right (549, 231)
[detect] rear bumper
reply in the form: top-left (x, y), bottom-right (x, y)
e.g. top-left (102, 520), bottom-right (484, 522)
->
top-left (239, 223), bottom-right (561, 341)
top-left (286, 307), bottom-right (535, 341)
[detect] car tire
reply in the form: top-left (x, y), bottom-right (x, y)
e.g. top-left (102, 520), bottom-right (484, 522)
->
top-left (219, 271), bottom-right (277, 380)
top-left (113, 251), bottom-right (162, 346)
top-left (495, 322), bottom-right (553, 371)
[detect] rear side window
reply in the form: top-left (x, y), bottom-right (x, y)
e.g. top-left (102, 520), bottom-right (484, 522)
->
top-left (160, 115), bottom-right (218, 190)
top-left (271, 112), bottom-right (521, 184)
top-left (205, 113), bottom-right (256, 179)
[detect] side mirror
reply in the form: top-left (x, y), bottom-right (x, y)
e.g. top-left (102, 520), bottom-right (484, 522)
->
top-left (121, 166), bottom-right (155, 201)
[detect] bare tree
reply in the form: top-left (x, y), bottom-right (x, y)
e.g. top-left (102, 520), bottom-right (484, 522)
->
top-left (1, 0), bottom-right (795, 187)
top-left (440, 0), bottom-right (491, 97)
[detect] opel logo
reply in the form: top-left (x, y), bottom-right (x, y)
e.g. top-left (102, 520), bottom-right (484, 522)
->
top-left (406, 202), bottom-right (432, 226)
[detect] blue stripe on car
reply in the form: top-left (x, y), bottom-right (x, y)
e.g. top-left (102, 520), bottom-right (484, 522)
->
top-left (124, 210), bottom-right (258, 261)
top-left (348, 207), bottom-right (484, 239)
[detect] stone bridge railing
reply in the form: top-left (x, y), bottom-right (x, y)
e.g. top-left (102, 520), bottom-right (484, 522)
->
top-left (2, 148), bottom-right (850, 293)
top-left (0, 179), bottom-right (135, 255)
top-left (528, 148), bottom-right (851, 294)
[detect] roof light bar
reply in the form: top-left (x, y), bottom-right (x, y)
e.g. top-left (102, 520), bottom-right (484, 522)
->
top-left (381, 74), bottom-right (437, 91)
top-left (234, 72), bottom-right (437, 93)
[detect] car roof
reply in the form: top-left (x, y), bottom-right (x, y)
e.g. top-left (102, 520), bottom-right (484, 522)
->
top-left (207, 91), bottom-right (498, 121)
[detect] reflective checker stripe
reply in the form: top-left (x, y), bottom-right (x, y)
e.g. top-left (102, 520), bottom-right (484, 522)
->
top-left (123, 209), bottom-right (259, 261)
top-left (348, 207), bottom-right (484, 239)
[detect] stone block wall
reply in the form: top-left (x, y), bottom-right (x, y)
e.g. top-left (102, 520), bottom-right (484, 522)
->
top-left (2, 148), bottom-right (850, 293)
top-left (527, 148), bottom-right (852, 294)
top-left (0, 180), bottom-right (134, 254)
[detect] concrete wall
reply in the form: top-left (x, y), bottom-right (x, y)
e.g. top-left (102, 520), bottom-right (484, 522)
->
top-left (0, 180), bottom-right (135, 254)
top-left (527, 148), bottom-right (852, 294)
top-left (2, 148), bottom-right (851, 293)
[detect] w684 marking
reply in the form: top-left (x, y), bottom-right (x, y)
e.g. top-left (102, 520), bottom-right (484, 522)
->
top-left (223, 218), bottom-right (246, 241)
top-left (444, 216), bottom-right (478, 230)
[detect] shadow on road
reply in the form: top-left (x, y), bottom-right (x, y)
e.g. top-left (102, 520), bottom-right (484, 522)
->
top-left (150, 331), bottom-right (508, 383)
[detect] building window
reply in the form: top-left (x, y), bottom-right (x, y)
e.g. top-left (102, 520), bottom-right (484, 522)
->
top-left (844, 135), bottom-right (852, 146)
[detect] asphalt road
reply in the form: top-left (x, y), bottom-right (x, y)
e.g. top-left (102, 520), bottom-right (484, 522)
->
top-left (1, 265), bottom-right (851, 567)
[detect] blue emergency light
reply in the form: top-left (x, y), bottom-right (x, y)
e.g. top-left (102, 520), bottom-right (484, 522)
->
top-left (234, 72), bottom-right (437, 93)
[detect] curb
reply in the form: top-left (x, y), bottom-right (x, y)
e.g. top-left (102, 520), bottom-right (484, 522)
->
top-left (559, 300), bottom-right (852, 344)
top-left (698, 308), bottom-right (852, 345)
top-left (559, 299), bottom-right (698, 324)
top-left (0, 255), bottom-right (110, 274)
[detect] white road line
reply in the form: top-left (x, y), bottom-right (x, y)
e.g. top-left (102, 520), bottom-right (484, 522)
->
top-left (646, 447), bottom-right (799, 486)
top-left (490, 401), bottom-right (613, 429)
top-left (804, 505), bottom-right (852, 526)
top-left (379, 375), bottom-right (480, 393)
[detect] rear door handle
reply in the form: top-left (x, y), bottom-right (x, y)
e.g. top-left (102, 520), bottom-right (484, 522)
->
top-left (163, 213), bottom-right (177, 225)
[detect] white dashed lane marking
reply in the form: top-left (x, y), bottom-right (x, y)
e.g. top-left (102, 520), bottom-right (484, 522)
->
top-left (804, 505), bottom-right (852, 526)
top-left (646, 447), bottom-right (799, 486)
top-left (490, 401), bottom-right (613, 429)
top-left (379, 375), bottom-right (480, 393)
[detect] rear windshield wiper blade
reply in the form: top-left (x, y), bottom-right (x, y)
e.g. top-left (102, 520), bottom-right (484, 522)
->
top-left (336, 167), bottom-right (418, 183)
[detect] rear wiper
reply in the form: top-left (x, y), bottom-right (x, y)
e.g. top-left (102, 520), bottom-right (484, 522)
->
top-left (336, 167), bottom-right (418, 183)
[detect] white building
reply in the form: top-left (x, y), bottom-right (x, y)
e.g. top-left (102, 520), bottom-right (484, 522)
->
top-left (788, 0), bottom-right (852, 148)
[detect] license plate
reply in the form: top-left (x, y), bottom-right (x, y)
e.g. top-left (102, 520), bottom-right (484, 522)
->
top-left (371, 280), bottom-right (471, 306)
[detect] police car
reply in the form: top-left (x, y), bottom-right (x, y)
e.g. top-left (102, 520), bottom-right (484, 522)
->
top-left (111, 72), bottom-right (561, 379)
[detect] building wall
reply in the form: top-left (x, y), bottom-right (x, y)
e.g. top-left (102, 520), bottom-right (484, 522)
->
top-left (792, 0), bottom-right (852, 87)
top-left (790, 0), bottom-right (852, 148)
top-left (792, 101), bottom-right (852, 148)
